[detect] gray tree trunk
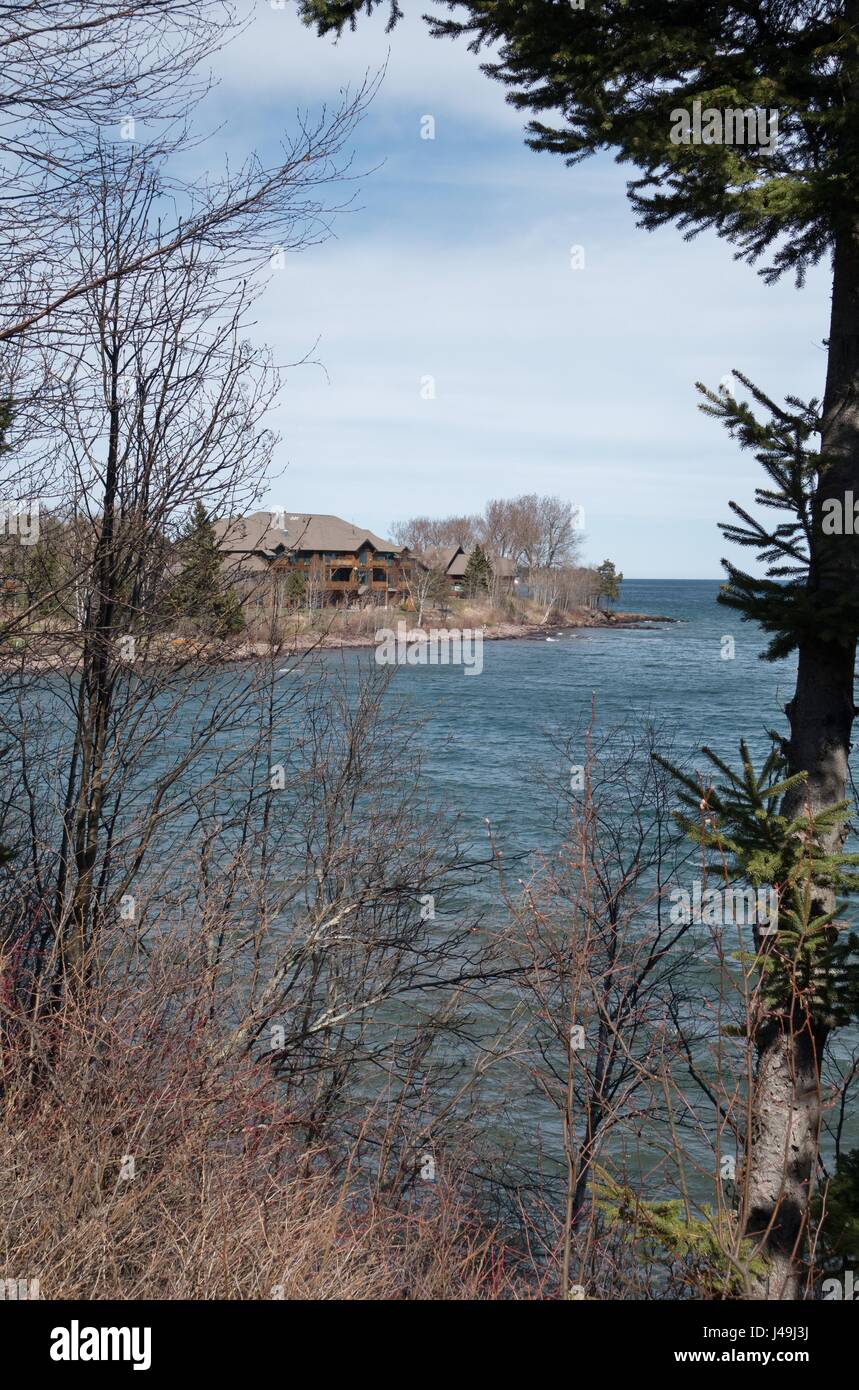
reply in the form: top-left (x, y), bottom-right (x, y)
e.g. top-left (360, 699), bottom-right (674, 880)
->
top-left (744, 216), bottom-right (859, 1298)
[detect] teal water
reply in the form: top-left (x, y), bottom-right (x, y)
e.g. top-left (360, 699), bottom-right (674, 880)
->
top-left (375, 578), bottom-right (808, 849)
top-left (363, 580), bottom-right (856, 1184)
top-left (13, 579), bottom-right (855, 1198)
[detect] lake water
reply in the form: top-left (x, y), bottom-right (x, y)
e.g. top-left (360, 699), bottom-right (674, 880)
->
top-left (346, 578), bottom-right (857, 1177)
top-left (18, 579), bottom-right (855, 1192)
top-left (376, 578), bottom-right (805, 848)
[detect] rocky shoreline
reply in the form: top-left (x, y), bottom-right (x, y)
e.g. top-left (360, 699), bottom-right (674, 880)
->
top-left (234, 608), bottom-right (676, 657)
top-left (0, 610), bottom-right (676, 672)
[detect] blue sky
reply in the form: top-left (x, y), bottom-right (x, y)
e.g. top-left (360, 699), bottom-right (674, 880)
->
top-left (204, 1), bottom-right (830, 578)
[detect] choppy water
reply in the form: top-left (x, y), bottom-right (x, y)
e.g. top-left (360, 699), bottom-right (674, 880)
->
top-left (16, 580), bottom-right (856, 1190)
top-left (378, 579), bottom-right (808, 847)
top-left (356, 579), bottom-right (857, 1174)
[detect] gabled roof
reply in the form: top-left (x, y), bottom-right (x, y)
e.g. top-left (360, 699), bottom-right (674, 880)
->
top-left (212, 513), bottom-right (289, 556)
top-left (278, 513), bottom-right (403, 554)
top-left (212, 511), bottom-right (403, 558)
top-left (421, 545), bottom-right (465, 575)
top-left (419, 545), bottom-right (516, 580)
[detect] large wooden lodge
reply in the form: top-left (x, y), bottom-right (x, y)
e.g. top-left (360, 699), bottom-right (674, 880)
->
top-left (212, 511), bottom-right (411, 609)
top-left (212, 511), bottom-right (518, 611)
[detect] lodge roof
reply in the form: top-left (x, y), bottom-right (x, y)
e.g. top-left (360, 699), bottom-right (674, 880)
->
top-left (212, 511), bottom-right (403, 558)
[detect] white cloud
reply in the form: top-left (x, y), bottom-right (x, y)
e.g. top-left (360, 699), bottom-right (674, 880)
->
top-left (216, 2), bottom-right (519, 129)
top-left (198, 2), bottom-right (830, 578)
top-left (256, 217), bottom-right (826, 572)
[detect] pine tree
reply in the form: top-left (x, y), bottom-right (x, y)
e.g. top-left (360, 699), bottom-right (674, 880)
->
top-left (21, 511), bottom-right (62, 612)
top-left (596, 559), bottom-right (623, 608)
top-left (655, 739), bottom-right (859, 1023)
top-left (172, 502), bottom-right (244, 638)
top-left (598, 1178), bottom-right (769, 1299)
top-left (283, 567), bottom-right (306, 609)
top-left (655, 728), bottom-right (859, 1295)
top-left (463, 543), bottom-right (492, 598)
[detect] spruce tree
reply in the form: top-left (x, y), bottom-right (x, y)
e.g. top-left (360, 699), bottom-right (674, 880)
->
top-left (21, 511), bottom-right (61, 612)
top-left (284, 567), bottom-right (307, 609)
top-left (172, 502), bottom-right (244, 639)
top-left (463, 543), bottom-right (492, 598)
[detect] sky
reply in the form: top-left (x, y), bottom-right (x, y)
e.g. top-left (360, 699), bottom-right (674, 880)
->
top-left (201, 1), bottom-right (830, 579)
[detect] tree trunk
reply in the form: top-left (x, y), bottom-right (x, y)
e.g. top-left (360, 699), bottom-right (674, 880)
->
top-left (744, 219), bottom-right (859, 1298)
top-left (744, 1016), bottom-right (827, 1299)
top-left (57, 302), bottom-right (123, 985)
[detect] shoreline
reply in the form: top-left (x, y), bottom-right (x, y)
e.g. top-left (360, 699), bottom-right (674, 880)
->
top-left (242, 608), bottom-right (677, 657)
top-left (0, 610), bottom-right (677, 672)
